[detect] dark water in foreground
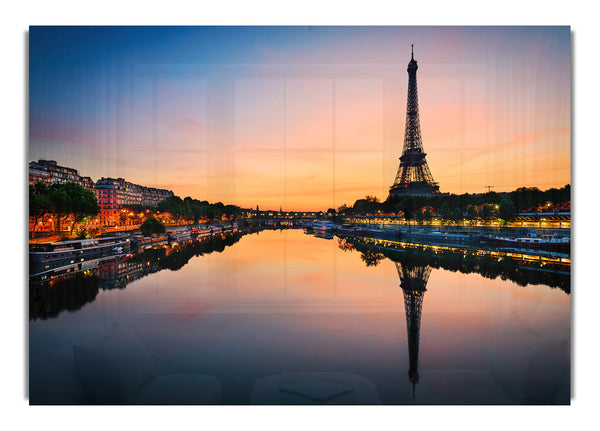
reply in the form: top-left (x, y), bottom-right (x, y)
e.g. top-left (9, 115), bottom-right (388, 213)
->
top-left (29, 229), bottom-right (570, 405)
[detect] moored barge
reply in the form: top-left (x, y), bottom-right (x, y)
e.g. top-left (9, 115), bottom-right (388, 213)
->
top-left (480, 232), bottom-right (570, 253)
top-left (29, 236), bottom-right (130, 278)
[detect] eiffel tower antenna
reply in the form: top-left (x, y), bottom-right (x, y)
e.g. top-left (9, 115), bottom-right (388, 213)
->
top-left (389, 46), bottom-right (440, 198)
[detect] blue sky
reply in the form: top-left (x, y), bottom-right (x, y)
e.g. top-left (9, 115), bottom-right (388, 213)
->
top-left (29, 26), bottom-right (571, 209)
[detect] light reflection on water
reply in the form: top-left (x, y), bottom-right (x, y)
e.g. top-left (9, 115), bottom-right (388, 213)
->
top-left (29, 229), bottom-right (570, 405)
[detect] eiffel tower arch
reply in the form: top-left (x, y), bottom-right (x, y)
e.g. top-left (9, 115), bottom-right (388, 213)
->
top-left (395, 260), bottom-right (432, 398)
top-left (389, 46), bottom-right (440, 198)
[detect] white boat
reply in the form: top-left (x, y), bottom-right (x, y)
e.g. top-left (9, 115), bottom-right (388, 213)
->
top-left (481, 231), bottom-right (570, 253)
top-left (29, 236), bottom-right (131, 278)
top-left (30, 237), bottom-right (130, 265)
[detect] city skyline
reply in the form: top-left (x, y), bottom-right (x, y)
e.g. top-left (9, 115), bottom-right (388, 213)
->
top-left (29, 26), bottom-right (571, 211)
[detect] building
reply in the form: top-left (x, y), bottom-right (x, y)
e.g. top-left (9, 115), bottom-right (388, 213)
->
top-left (29, 166), bottom-right (52, 185)
top-left (29, 159), bottom-right (174, 228)
top-left (95, 178), bottom-right (141, 226)
top-left (95, 177), bottom-right (173, 226)
top-left (140, 186), bottom-right (175, 207)
top-left (29, 159), bottom-right (95, 191)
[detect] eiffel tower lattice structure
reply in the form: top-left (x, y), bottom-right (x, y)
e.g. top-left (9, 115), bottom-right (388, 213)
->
top-left (389, 45), bottom-right (440, 197)
top-left (395, 260), bottom-right (432, 399)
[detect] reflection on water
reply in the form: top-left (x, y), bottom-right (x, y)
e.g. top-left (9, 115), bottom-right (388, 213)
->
top-left (29, 232), bottom-right (245, 321)
top-left (346, 237), bottom-right (570, 294)
top-left (396, 260), bottom-right (431, 399)
top-left (29, 271), bottom-right (100, 321)
top-left (29, 229), bottom-right (570, 405)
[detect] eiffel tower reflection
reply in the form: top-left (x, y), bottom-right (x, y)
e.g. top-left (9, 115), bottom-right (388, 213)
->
top-left (395, 260), bottom-right (432, 399)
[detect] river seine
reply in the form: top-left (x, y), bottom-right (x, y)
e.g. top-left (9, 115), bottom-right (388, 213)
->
top-left (29, 228), bottom-right (570, 405)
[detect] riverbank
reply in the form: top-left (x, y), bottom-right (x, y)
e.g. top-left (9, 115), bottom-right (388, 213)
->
top-left (29, 221), bottom-right (239, 245)
top-left (353, 222), bottom-right (569, 238)
top-left (28, 221), bottom-right (243, 281)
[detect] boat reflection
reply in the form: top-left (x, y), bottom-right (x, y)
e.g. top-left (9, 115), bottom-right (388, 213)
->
top-left (340, 236), bottom-right (570, 294)
top-left (29, 229), bottom-right (570, 405)
top-left (29, 232), bottom-right (246, 320)
top-left (341, 237), bottom-right (570, 404)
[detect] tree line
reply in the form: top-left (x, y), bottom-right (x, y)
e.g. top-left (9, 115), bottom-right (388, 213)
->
top-left (348, 239), bottom-right (570, 294)
top-left (335, 185), bottom-right (570, 222)
top-left (125, 196), bottom-right (243, 225)
top-left (137, 194), bottom-right (245, 236)
top-left (29, 182), bottom-right (99, 234)
top-left (30, 180), bottom-right (246, 237)
top-left (154, 196), bottom-right (242, 223)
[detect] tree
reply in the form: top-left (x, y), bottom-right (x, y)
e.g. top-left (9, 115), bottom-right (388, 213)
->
top-left (158, 196), bottom-right (185, 218)
top-left (353, 199), bottom-right (369, 214)
top-left (452, 207), bottom-right (463, 223)
top-left (29, 185), bottom-right (54, 231)
top-left (354, 197), bottom-right (381, 214)
top-left (415, 208), bottom-right (424, 223)
top-left (47, 186), bottom-right (72, 233)
top-left (223, 204), bottom-right (241, 220)
top-left (499, 198), bottom-right (517, 221)
top-left (439, 202), bottom-right (451, 222)
top-left (510, 187), bottom-right (542, 212)
top-left (423, 207), bottom-right (432, 222)
top-left (337, 204), bottom-right (350, 214)
top-left (35, 183), bottom-right (100, 234)
top-left (466, 205), bottom-right (478, 221)
top-left (209, 202), bottom-right (224, 221)
top-left (62, 182), bottom-right (99, 232)
top-left (479, 204), bottom-right (492, 221)
top-left (29, 182), bottom-right (99, 235)
top-left (360, 250), bottom-right (385, 267)
top-left (140, 217), bottom-right (166, 236)
top-left (401, 196), bottom-right (416, 223)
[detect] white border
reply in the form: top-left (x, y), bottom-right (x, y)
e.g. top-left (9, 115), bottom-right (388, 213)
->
top-left (3, 1), bottom-right (598, 430)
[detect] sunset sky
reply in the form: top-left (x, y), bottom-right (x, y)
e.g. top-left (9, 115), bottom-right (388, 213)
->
top-left (29, 26), bottom-right (571, 211)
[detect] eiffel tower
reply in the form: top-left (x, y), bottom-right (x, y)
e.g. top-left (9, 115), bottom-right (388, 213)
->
top-left (389, 45), bottom-right (440, 197)
top-left (395, 260), bottom-right (432, 398)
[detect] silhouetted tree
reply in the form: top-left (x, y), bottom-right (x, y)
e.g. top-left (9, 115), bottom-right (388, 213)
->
top-left (29, 184), bottom-right (54, 230)
top-left (499, 197), bottom-right (516, 221)
top-left (452, 207), bottom-right (463, 223)
top-left (337, 204), bottom-right (350, 214)
top-left (466, 205), bottom-right (478, 221)
top-left (439, 202), bottom-right (451, 222)
top-left (140, 217), bottom-right (166, 236)
top-left (30, 183), bottom-right (99, 234)
top-left (360, 250), bottom-right (385, 267)
top-left (399, 196), bottom-right (416, 223)
top-left (479, 204), bottom-right (492, 221)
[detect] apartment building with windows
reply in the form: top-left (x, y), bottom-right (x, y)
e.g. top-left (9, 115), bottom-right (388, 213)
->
top-left (95, 177), bottom-right (173, 226)
top-left (29, 160), bottom-right (95, 191)
top-left (29, 160), bottom-right (174, 227)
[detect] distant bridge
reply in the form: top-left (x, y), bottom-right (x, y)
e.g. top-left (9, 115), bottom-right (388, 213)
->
top-left (240, 214), bottom-right (321, 228)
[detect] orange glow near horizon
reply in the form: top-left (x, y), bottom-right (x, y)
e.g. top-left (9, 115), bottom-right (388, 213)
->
top-left (108, 71), bottom-right (570, 212)
top-left (30, 27), bottom-right (570, 212)
top-left (104, 230), bottom-right (569, 333)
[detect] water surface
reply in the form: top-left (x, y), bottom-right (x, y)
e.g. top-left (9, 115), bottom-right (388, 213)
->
top-left (29, 229), bottom-right (570, 404)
